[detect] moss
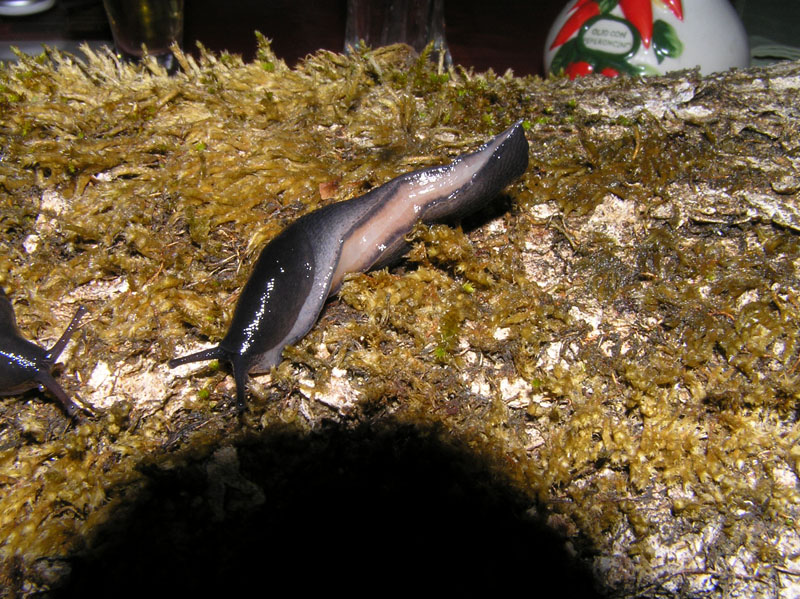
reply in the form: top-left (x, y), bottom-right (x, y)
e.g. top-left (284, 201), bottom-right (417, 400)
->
top-left (0, 38), bottom-right (798, 597)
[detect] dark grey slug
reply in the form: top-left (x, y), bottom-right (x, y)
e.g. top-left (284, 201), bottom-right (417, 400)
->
top-left (170, 120), bottom-right (529, 408)
top-left (0, 287), bottom-right (87, 416)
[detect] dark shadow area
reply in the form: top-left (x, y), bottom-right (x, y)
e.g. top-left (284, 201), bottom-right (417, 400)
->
top-left (461, 191), bottom-right (516, 233)
top-left (57, 420), bottom-right (604, 597)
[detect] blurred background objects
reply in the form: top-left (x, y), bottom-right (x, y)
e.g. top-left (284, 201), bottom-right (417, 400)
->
top-left (0, 0), bottom-right (798, 74)
top-left (733, 0), bottom-right (800, 65)
top-left (0, 0), bottom-right (567, 75)
top-left (101, 0), bottom-right (183, 71)
top-left (0, 0), bottom-right (55, 17)
top-left (544, 0), bottom-right (750, 78)
top-left (344, 0), bottom-right (451, 66)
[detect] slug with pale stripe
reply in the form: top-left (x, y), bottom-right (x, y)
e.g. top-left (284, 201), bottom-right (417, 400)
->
top-left (170, 121), bottom-right (530, 408)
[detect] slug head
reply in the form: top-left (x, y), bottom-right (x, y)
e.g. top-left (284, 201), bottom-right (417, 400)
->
top-left (168, 345), bottom-right (253, 411)
top-left (0, 294), bottom-right (87, 417)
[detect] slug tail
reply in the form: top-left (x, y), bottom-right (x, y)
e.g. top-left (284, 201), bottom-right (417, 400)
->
top-left (168, 346), bottom-right (225, 369)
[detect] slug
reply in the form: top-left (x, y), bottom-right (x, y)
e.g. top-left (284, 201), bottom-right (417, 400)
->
top-left (170, 120), bottom-right (530, 408)
top-left (0, 287), bottom-right (87, 416)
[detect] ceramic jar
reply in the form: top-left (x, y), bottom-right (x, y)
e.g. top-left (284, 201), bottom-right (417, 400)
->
top-left (544, 0), bottom-right (750, 78)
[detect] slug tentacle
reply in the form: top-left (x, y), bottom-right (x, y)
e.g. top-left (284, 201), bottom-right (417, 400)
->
top-left (168, 346), bottom-right (227, 369)
top-left (170, 121), bottom-right (530, 409)
top-left (231, 355), bottom-right (251, 410)
top-left (47, 305), bottom-right (88, 361)
top-left (33, 370), bottom-right (79, 418)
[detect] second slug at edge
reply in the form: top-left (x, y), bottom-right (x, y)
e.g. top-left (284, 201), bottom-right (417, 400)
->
top-left (170, 120), bottom-right (530, 408)
top-left (0, 287), bottom-right (87, 417)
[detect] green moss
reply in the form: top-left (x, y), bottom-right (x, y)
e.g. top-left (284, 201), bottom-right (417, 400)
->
top-left (0, 36), bottom-right (797, 597)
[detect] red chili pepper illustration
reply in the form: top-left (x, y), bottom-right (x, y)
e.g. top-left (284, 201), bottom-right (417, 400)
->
top-left (550, 0), bottom-right (601, 50)
top-left (565, 61), bottom-right (595, 79)
top-left (659, 0), bottom-right (683, 20)
top-left (619, 0), bottom-right (653, 48)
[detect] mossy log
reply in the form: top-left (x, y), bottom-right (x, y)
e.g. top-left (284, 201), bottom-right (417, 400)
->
top-left (0, 40), bottom-right (798, 597)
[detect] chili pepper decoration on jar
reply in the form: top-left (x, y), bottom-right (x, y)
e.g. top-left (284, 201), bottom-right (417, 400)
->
top-left (544, 1), bottom-right (748, 78)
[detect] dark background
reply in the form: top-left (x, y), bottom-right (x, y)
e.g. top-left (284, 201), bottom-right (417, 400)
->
top-left (2, 2), bottom-right (793, 75)
top-left (0, 0), bottom-right (567, 76)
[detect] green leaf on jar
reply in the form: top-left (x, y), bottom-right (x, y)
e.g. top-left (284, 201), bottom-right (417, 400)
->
top-left (653, 19), bottom-right (684, 63)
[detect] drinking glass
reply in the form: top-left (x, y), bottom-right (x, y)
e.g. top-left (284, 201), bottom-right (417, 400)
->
top-left (345, 0), bottom-right (451, 66)
top-left (102, 0), bottom-right (184, 72)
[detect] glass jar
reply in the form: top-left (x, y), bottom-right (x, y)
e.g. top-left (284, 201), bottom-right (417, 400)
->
top-left (544, 0), bottom-right (750, 78)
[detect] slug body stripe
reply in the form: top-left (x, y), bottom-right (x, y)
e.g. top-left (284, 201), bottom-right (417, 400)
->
top-left (170, 121), bottom-right (530, 408)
